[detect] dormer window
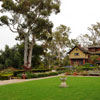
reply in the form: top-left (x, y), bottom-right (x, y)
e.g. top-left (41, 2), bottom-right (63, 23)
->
top-left (74, 53), bottom-right (79, 56)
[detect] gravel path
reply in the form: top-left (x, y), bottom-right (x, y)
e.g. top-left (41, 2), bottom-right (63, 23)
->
top-left (0, 75), bottom-right (61, 86)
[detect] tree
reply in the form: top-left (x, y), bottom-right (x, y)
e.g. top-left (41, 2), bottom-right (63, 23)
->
top-left (76, 34), bottom-right (92, 47)
top-left (90, 55), bottom-right (99, 64)
top-left (0, 0), bottom-right (60, 68)
top-left (62, 55), bottom-right (70, 66)
top-left (69, 39), bottom-right (79, 48)
top-left (77, 22), bottom-right (100, 47)
top-left (47, 25), bottom-right (71, 67)
top-left (0, 43), bottom-right (45, 69)
top-left (88, 22), bottom-right (100, 45)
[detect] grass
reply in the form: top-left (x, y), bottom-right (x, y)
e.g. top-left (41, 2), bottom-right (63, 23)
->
top-left (0, 76), bottom-right (100, 100)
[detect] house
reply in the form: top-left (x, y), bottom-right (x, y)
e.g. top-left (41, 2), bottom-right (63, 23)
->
top-left (68, 45), bottom-right (100, 66)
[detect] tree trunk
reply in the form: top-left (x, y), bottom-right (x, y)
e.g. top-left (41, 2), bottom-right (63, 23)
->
top-left (24, 35), bottom-right (28, 66)
top-left (58, 50), bottom-right (61, 66)
top-left (28, 38), bottom-right (35, 68)
top-left (58, 44), bottom-right (61, 67)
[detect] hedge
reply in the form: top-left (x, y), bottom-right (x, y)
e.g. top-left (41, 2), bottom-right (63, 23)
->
top-left (0, 74), bottom-right (13, 80)
top-left (17, 72), bottom-right (59, 79)
top-left (13, 69), bottom-right (51, 77)
top-left (82, 67), bottom-right (96, 70)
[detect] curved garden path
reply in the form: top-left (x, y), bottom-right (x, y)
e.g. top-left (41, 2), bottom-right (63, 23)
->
top-left (0, 75), bottom-right (99, 86)
top-left (0, 75), bottom-right (62, 86)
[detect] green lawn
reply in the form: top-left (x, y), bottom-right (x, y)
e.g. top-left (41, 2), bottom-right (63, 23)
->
top-left (0, 76), bottom-right (100, 100)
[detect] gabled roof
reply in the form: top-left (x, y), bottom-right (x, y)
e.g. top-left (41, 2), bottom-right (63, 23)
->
top-left (68, 46), bottom-right (90, 54)
top-left (68, 45), bottom-right (100, 55)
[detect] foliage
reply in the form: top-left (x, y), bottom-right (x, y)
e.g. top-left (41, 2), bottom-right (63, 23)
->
top-left (0, 73), bottom-right (13, 80)
top-left (45, 25), bottom-right (71, 67)
top-left (0, 43), bottom-right (46, 69)
top-left (62, 55), bottom-right (70, 66)
top-left (0, 0), bottom-right (61, 68)
top-left (76, 22), bottom-right (100, 47)
top-left (0, 64), bottom-right (4, 70)
top-left (13, 69), bottom-right (51, 77)
top-left (17, 72), bottom-right (59, 79)
top-left (0, 67), bottom-right (16, 74)
top-left (25, 72), bottom-right (38, 79)
top-left (90, 55), bottom-right (99, 64)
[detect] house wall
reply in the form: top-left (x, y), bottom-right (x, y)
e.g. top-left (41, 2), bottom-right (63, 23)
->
top-left (96, 48), bottom-right (100, 51)
top-left (69, 47), bottom-right (88, 59)
top-left (88, 48), bottom-right (95, 52)
top-left (88, 48), bottom-right (100, 52)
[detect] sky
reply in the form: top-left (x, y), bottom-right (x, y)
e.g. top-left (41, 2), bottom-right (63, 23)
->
top-left (1, 0), bottom-right (100, 50)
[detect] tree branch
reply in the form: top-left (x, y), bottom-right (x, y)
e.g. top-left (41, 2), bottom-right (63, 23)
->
top-left (8, 25), bottom-right (18, 33)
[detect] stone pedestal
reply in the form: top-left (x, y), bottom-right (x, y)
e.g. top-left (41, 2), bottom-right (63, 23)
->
top-left (60, 82), bottom-right (67, 88)
top-left (59, 77), bottom-right (69, 88)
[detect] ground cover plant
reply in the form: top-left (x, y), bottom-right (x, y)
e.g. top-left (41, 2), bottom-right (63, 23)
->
top-left (0, 76), bottom-right (100, 100)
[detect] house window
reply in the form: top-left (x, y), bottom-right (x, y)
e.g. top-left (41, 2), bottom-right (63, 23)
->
top-left (76, 49), bottom-right (78, 51)
top-left (74, 53), bottom-right (79, 56)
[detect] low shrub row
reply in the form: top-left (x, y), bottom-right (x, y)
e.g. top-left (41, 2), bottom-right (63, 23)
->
top-left (64, 70), bottom-right (100, 76)
top-left (58, 70), bottom-right (67, 74)
top-left (17, 72), bottom-right (59, 79)
top-left (13, 70), bottom-right (25, 76)
top-left (32, 69), bottom-right (51, 73)
top-left (56, 67), bottom-right (68, 71)
top-left (13, 69), bottom-right (51, 76)
top-left (82, 67), bottom-right (96, 70)
top-left (0, 74), bottom-right (13, 80)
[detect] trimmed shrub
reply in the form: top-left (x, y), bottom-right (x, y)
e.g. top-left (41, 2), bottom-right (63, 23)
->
top-left (32, 69), bottom-right (51, 73)
top-left (58, 70), bottom-right (67, 74)
top-left (32, 74), bottom-right (38, 78)
top-left (56, 67), bottom-right (68, 71)
top-left (16, 72), bottom-right (59, 79)
top-left (48, 72), bottom-right (58, 76)
top-left (13, 69), bottom-right (51, 76)
top-left (17, 72), bottom-right (39, 79)
top-left (25, 72), bottom-right (33, 79)
top-left (17, 73), bottom-right (22, 79)
top-left (13, 70), bottom-right (25, 76)
top-left (37, 73), bottom-right (49, 77)
top-left (82, 67), bottom-right (96, 70)
top-left (0, 74), bottom-right (13, 80)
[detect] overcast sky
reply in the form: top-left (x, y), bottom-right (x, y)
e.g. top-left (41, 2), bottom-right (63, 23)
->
top-left (0, 0), bottom-right (100, 50)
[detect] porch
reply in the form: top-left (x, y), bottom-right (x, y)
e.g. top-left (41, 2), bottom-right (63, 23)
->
top-left (70, 59), bottom-right (88, 66)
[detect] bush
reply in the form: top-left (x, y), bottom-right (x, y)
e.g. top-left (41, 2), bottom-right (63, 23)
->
top-left (17, 72), bottom-right (39, 79)
top-left (37, 72), bottom-right (58, 77)
top-left (0, 64), bottom-right (4, 70)
top-left (13, 70), bottom-right (25, 76)
top-left (0, 73), bottom-right (13, 80)
top-left (82, 67), bottom-right (96, 70)
top-left (37, 73), bottom-right (49, 77)
top-left (25, 72), bottom-right (33, 79)
top-left (14, 69), bottom-right (51, 77)
top-left (32, 69), bottom-right (51, 73)
top-left (83, 63), bottom-right (94, 67)
top-left (58, 70), bottom-right (66, 74)
top-left (81, 71), bottom-right (88, 76)
top-left (32, 74), bottom-right (38, 78)
top-left (16, 72), bottom-right (59, 79)
top-left (1, 67), bottom-right (16, 74)
top-left (26, 72), bottom-right (38, 79)
top-left (56, 67), bottom-right (68, 71)
top-left (48, 72), bottom-right (58, 76)
top-left (17, 73), bottom-right (22, 79)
